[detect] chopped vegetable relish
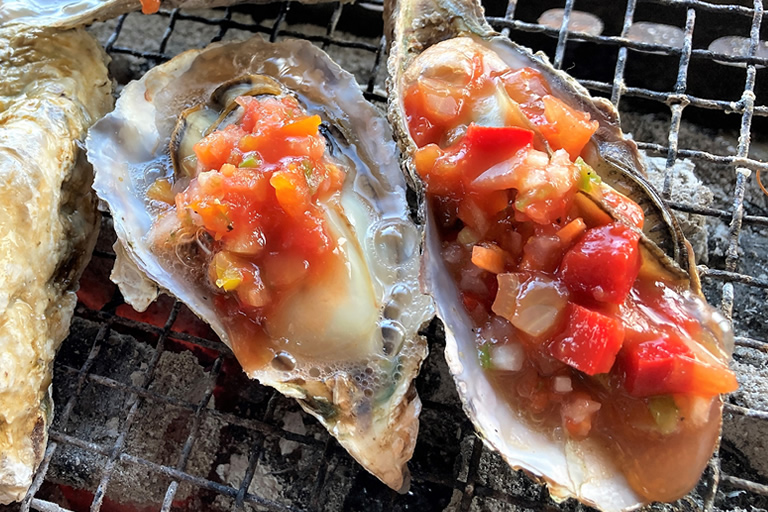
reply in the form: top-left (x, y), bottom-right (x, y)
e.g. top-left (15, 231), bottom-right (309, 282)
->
top-left (163, 94), bottom-right (347, 369)
top-left (404, 38), bottom-right (737, 501)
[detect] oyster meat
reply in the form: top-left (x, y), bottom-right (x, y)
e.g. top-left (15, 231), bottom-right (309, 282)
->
top-left (387, 0), bottom-right (736, 509)
top-left (0, 25), bottom-right (112, 503)
top-left (87, 36), bottom-right (433, 490)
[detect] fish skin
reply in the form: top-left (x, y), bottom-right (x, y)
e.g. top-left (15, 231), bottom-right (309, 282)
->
top-left (0, 25), bottom-right (112, 504)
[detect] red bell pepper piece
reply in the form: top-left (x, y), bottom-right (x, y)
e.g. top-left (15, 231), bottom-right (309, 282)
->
top-left (550, 303), bottom-right (625, 375)
top-left (463, 123), bottom-right (534, 152)
top-left (619, 335), bottom-right (739, 397)
top-left (558, 222), bottom-right (641, 304)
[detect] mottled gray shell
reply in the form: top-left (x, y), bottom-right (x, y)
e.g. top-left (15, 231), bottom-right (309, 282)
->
top-left (0, 25), bottom-right (112, 504)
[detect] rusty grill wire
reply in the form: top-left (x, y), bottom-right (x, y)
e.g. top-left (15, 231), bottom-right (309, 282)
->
top-left (8, 0), bottom-right (768, 511)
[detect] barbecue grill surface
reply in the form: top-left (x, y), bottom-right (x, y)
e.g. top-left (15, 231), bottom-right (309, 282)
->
top-left (5, 1), bottom-right (768, 511)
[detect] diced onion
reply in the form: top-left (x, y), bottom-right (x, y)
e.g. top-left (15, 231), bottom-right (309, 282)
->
top-left (424, 93), bottom-right (460, 120)
top-left (674, 394), bottom-right (713, 428)
top-left (553, 376), bottom-right (573, 393)
top-left (492, 273), bottom-right (521, 320)
top-left (512, 304), bottom-right (561, 337)
top-left (491, 343), bottom-right (525, 372)
top-left (561, 395), bottom-right (602, 438)
top-left (492, 273), bottom-right (568, 337)
top-left (457, 226), bottom-right (480, 246)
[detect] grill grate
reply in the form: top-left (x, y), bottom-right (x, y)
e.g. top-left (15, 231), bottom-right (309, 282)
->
top-left (7, 0), bottom-right (768, 510)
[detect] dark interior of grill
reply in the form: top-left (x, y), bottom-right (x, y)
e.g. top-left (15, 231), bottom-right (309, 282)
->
top-left (4, 0), bottom-right (768, 511)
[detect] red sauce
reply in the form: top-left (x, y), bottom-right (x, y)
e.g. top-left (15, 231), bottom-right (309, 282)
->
top-left (169, 95), bottom-right (347, 371)
top-left (404, 40), bottom-right (736, 501)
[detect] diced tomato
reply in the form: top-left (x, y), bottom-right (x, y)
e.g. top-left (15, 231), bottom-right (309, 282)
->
top-left (403, 85), bottom-right (442, 147)
top-left (140, 0), bottom-right (161, 14)
top-left (188, 198), bottom-right (231, 238)
top-left (270, 169), bottom-right (310, 218)
top-left (497, 67), bottom-right (551, 104)
top-left (194, 125), bottom-right (244, 171)
top-left (602, 187), bottom-right (645, 229)
top-left (469, 147), bottom-right (533, 193)
top-left (559, 222), bottom-right (641, 304)
top-left (414, 144), bottom-right (443, 177)
top-left (280, 114), bottom-right (322, 137)
top-left (619, 335), bottom-right (738, 397)
top-left (550, 303), bottom-right (625, 376)
top-left (539, 95), bottom-right (599, 159)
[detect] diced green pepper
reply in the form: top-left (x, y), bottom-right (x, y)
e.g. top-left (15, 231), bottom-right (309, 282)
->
top-left (302, 159), bottom-right (314, 178)
top-left (478, 344), bottom-right (492, 370)
top-left (239, 152), bottom-right (261, 168)
top-left (648, 395), bottom-right (679, 435)
top-left (576, 157), bottom-right (601, 193)
top-left (514, 184), bottom-right (555, 212)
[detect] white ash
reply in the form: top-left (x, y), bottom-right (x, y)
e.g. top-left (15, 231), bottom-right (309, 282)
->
top-left (278, 410), bottom-right (307, 456)
top-left (216, 452), bottom-right (284, 504)
top-left (621, 111), bottom-right (768, 213)
top-left (110, 349), bottom-right (224, 505)
top-left (722, 347), bottom-right (768, 479)
top-left (643, 155), bottom-right (714, 263)
top-left (48, 326), bottom-right (224, 506)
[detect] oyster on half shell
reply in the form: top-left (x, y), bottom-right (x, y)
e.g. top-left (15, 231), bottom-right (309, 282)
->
top-left (387, 0), bottom-right (734, 509)
top-left (87, 36), bottom-right (433, 490)
top-left (0, 0), bottom-right (345, 29)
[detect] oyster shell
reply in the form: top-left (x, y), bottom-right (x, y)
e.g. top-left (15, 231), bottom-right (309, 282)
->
top-left (386, 0), bottom-right (733, 509)
top-left (0, 0), bottom-right (345, 29)
top-left (87, 36), bottom-right (433, 490)
top-left (0, 25), bottom-right (112, 503)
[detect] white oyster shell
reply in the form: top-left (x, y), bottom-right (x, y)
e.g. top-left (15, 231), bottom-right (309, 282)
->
top-left (87, 36), bottom-right (434, 490)
top-left (386, 0), bottom-right (727, 509)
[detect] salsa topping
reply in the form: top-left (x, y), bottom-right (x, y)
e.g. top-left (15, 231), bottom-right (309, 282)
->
top-left (151, 90), bottom-right (386, 370)
top-left (403, 36), bottom-right (737, 501)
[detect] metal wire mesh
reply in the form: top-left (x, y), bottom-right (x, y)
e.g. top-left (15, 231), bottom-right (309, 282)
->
top-left (6, 0), bottom-right (768, 510)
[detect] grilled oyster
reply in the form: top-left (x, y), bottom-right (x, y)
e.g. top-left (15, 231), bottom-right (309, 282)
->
top-left (0, 25), bottom-right (112, 503)
top-left (0, 0), bottom-right (346, 29)
top-left (87, 36), bottom-right (433, 490)
top-left (387, 0), bottom-right (735, 509)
